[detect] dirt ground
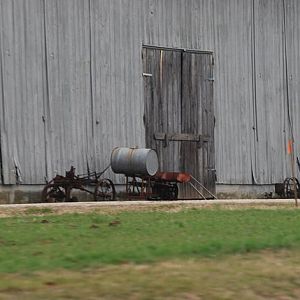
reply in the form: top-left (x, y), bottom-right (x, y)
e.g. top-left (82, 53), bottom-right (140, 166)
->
top-left (0, 199), bottom-right (296, 217)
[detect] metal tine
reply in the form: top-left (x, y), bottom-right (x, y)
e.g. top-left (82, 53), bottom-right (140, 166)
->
top-left (188, 181), bottom-right (207, 200)
top-left (77, 164), bottom-right (111, 179)
top-left (190, 175), bottom-right (218, 200)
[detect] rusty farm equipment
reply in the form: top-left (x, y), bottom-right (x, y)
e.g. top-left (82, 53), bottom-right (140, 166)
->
top-left (122, 171), bottom-right (191, 200)
top-left (111, 147), bottom-right (217, 200)
top-left (275, 177), bottom-right (300, 199)
top-left (42, 147), bottom-right (217, 202)
top-left (42, 166), bottom-right (115, 202)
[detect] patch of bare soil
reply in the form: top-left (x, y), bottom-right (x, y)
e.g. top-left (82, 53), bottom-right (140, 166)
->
top-left (0, 200), bottom-right (296, 218)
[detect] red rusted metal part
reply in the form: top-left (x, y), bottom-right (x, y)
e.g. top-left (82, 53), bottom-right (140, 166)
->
top-left (122, 172), bottom-right (190, 200)
top-left (154, 172), bottom-right (191, 183)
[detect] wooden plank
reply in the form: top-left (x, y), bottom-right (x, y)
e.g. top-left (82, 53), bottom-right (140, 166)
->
top-left (0, 1), bottom-right (4, 184)
top-left (143, 47), bottom-right (182, 173)
top-left (203, 54), bottom-right (216, 195)
top-left (44, 0), bottom-right (93, 179)
top-left (142, 44), bottom-right (213, 55)
top-left (181, 52), bottom-right (201, 198)
top-left (0, 0), bottom-right (47, 184)
top-left (180, 52), bottom-right (215, 198)
top-left (285, 0), bottom-right (300, 175)
top-left (154, 132), bottom-right (210, 142)
top-left (253, 0), bottom-right (286, 183)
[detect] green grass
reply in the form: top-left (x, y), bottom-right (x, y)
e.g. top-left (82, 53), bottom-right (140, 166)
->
top-left (0, 208), bottom-right (300, 273)
top-left (23, 207), bottom-right (54, 215)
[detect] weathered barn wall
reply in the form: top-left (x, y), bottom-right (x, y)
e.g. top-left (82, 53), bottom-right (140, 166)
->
top-left (285, 0), bottom-right (300, 181)
top-left (0, 0), bottom-right (47, 184)
top-left (44, 0), bottom-right (93, 181)
top-left (213, 0), bottom-right (254, 184)
top-left (0, 0), bottom-right (299, 187)
top-left (89, 0), bottom-right (145, 183)
top-left (253, 0), bottom-right (287, 184)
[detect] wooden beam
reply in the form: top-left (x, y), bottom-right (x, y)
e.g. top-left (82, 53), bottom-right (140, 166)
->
top-left (154, 132), bottom-right (210, 142)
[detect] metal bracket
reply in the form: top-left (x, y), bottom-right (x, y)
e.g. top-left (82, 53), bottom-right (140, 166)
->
top-left (143, 73), bottom-right (153, 77)
top-left (164, 134), bottom-right (169, 148)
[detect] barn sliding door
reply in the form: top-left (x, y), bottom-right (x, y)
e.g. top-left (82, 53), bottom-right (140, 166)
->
top-left (142, 46), bottom-right (215, 199)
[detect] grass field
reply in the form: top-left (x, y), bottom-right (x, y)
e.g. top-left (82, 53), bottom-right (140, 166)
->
top-left (0, 204), bottom-right (300, 299)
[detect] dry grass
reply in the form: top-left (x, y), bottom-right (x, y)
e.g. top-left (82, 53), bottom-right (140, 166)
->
top-left (0, 202), bottom-right (296, 218)
top-left (0, 249), bottom-right (300, 299)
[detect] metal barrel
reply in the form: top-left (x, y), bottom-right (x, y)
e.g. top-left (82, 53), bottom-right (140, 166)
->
top-left (111, 147), bottom-right (159, 176)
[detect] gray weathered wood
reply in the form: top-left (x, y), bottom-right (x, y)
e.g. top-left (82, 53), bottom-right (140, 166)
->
top-left (0, 0), bottom-right (299, 186)
top-left (154, 132), bottom-right (210, 142)
top-left (143, 47), bottom-right (215, 198)
top-left (143, 47), bottom-right (182, 173)
top-left (0, 0), bottom-right (47, 184)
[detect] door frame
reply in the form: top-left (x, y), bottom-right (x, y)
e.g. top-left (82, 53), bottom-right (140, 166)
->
top-left (142, 45), bottom-right (215, 198)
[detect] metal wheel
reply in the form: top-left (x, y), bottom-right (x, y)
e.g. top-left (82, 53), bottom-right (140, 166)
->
top-left (42, 184), bottom-right (71, 202)
top-left (161, 184), bottom-right (178, 200)
top-left (153, 183), bottom-right (178, 200)
top-left (94, 179), bottom-right (116, 201)
top-left (168, 184), bottom-right (179, 200)
top-left (283, 177), bottom-right (300, 199)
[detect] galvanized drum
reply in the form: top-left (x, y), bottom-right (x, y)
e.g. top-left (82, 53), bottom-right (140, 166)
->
top-left (111, 147), bottom-right (159, 177)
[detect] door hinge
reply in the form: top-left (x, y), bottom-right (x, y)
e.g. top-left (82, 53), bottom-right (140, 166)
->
top-left (143, 73), bottom-right (153, 77)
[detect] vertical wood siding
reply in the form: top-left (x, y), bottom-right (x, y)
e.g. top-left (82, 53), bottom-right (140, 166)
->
top-left (90, 0), bottom-right (145, 183)
top-left (0, 0), bottom-right (299, 185)
top-left (44, 0), bottom-right (93, 179)
top-left (285, 0), bottom-right (300, 179)
top-left (0, 0), bottom-right (46, 184)
top-left (213, 0), bottom-right (254, 184)
top-left (253, 0), bottom-right (287, 184)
